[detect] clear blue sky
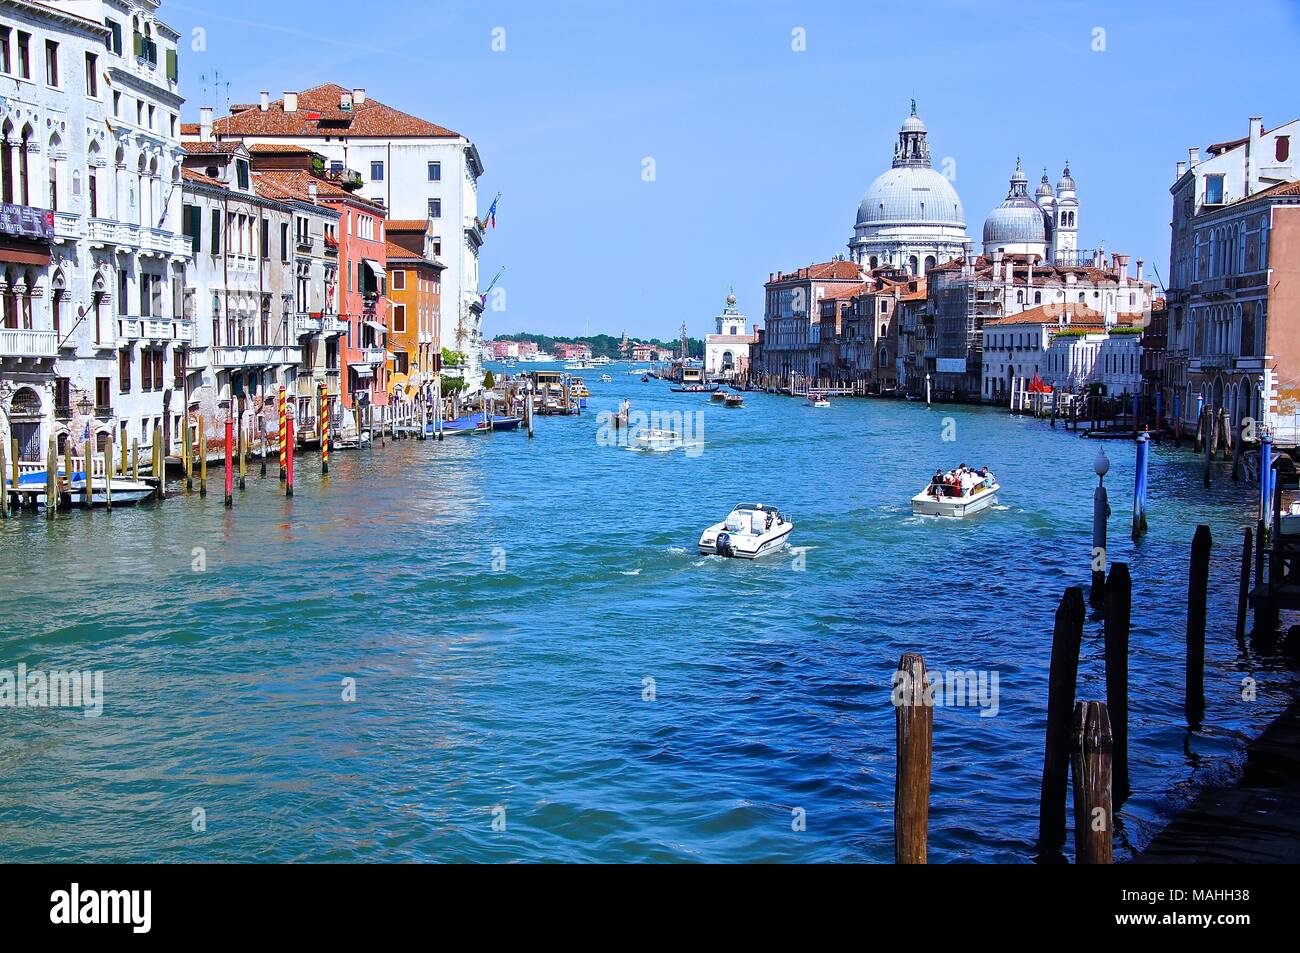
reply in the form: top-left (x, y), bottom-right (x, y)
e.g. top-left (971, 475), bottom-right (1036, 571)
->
top-left (164, 0), bottom-right (1300, 341)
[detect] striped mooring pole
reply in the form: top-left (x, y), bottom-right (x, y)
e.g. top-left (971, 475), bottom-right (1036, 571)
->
top-left (278, 385), bottom-right (287, 481)
top-left (320, 382), bottom-right (330, 476)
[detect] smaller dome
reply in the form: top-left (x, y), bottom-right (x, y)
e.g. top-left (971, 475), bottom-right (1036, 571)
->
top-left (1036, 170), bottom-right (1054, 199)
top-left (982, 159), bottom-right (1047, 249)
top-left (1057, 162), bottom-right (1076, 193)
top-left (901, 98), bottom-right (925, 133)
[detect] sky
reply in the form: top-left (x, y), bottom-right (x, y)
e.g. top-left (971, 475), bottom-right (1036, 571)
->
top-left (161, 0), bottom-right (1300, 341)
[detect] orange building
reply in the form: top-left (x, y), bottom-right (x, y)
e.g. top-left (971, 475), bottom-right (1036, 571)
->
top-left (385, 221), bottom-right (443, 404)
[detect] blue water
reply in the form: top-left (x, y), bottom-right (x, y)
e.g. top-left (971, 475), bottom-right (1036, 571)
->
top-left (0, 367), bottom-right (1294, 862)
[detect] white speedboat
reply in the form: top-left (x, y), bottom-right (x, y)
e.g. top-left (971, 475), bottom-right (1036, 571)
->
top-left (699, 503), bottom-right (793, 558)
top-left (600, 374), bottom-right (613, 383)
top-left (808, 392), bottom-right (830, 408)
top-left (66, 477), bottom-right (157, 507)
top-left (911, 470), bottom-right (999, 518)
top-left (631, 428), bottom-right (683, 452)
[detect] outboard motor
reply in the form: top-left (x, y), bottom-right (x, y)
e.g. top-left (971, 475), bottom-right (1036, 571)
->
top-left (716, 532), bottom-right (733, 557)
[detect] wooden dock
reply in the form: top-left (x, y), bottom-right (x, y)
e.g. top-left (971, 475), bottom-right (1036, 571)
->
top-left (1134, 696), bottom-right (1300, 864)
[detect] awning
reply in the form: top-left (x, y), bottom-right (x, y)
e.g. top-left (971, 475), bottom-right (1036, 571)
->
top-left (352, 365), bottom-right (375, 380)
top-left (363, 320), bottom-right (387, 335)
top-left (363, 258), bottom-right (386, 281)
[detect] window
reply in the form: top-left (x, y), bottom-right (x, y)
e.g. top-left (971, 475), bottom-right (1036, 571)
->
top-left (427, 161), bottom-right (441, 181)
top-left (1278, 136), bottom-right (1291, 163)
top-left (141, 349), bottom-right (154, 391)
top-left (17, 31), bottom-right (30, 80)
top-left (173, 351), bottom-right (186, 389)
top-left (55, 378), bottom-right (71, 415)
top-left (391, 270), bottom-right (406, 291)
top-left (236, 159), bottom-right (249, 191)
top-left (280, 222), bottom-right (289, 262)
top-left (118, 349), bottom-right (132, 392)
top-left (0, 27), bottom-right (10, 74)
top-left (105, 18), bottom-right (123, 55)
top-left (85, 52), bottom-right (98, 96)
top-left (427, 198), bottom-right (441, 218)
top-left (260, 218), bottom-right (269, 259)
top-left (183, 203), bottom-right (201, 251)
top-left (392, 303), bottom-right (406, 333)
top-left (95, 377), bottom-right (110, 410)
top-left (44, 40), bottom-right (58, 86)
top-left (370, 160), bottom-right (384, 181)
top-left (1205, 174), bottom-right (1225, 206)
top-left (112, 91), bottom-right (121, 117)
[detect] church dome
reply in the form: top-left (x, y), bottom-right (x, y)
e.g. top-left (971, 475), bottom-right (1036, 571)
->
top-left (856, 167), bottom-right (964, 227)
top-left (1057, 162), bottom-right (1076, 193)
top-left (1036, 170), bottom-right (1054, 200)
top-left (983, 159), bottom-right (1047, 249)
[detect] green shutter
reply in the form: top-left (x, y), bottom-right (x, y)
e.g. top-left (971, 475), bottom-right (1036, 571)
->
top-left (165, 48), bottom-right (177, 82)
top-left (133, 31), bottom-right (142, 57)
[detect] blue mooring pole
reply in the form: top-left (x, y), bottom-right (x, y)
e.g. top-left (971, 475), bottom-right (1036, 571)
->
top-left (1132, 433), bottom-right (1149, 541)
top-left (1260, 431), bottom-right (1274, 532)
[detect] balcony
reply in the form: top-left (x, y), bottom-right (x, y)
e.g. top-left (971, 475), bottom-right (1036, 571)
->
top-left (296, 368), bottom-right (342, 397)
top-left (211, 345), bottom-right (300, 369)
top-left (52, 211), bottom-right (80, 241)
top-left (87, 218), bottom-right (191, 256)
top-left (357, 347), bottom-right (386, 365)
top-left (117, 317), bottom-right (194, 344)
top-left (294, 313), bottom-right (347, 338)
top-left (0, 328), bottom-right (58, 358)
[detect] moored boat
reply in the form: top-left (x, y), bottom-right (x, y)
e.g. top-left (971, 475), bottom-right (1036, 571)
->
top-left (911, 467), bottom-right (1000, 518)
top-left (698, 503), bottom-right (792, 558)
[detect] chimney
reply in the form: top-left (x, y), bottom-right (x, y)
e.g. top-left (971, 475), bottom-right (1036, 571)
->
top-left (199, 106), bottom-right (213, 142)
top-left (1188, 147), bottom-right (1199, 167)
top-left (308, 182), bottom-right (318, 204)
top-left (340, 91), bottom-right (353, 110)
top-left (353, 88), bottom-right (367, 105)
top-left (1247, 116), bottom-right (1263, 196)
top-left (1176, 160), bottom-right (1186, 179)
top-left (260, 91), bottom-right (270, 112)
top-left (1135, 258), bottom-right (1144, 284)
top-left (284, 91), bottom-right (298, 113)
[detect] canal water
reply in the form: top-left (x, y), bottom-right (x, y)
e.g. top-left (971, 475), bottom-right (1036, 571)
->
top-left (1, 367), bottom-right (1294, 863)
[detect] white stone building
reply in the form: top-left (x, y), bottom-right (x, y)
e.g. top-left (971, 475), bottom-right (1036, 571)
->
top-left (0, 0), bottom-right (189, 467)
top-left (704, 291), bottom-right (755, 379)
top-left (194, 84), bottom-right (488, 391)
top-left (983, 159), bottom-right (1080, 262)
top-left (848, 102), bottom-right (968, 276)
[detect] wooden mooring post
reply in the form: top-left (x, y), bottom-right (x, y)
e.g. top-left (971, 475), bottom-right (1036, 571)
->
top-left (1071, 700), bottom-right (1114, 864)
top-left (1103, 563), bottom-right (1132, 801)
top-left (894, 651), bottom-right (932, 864)
top-left (1039, 586), bottom-right (1086, 852)
top-left (1185, 525), bottom-right (1211, 725)
top-left (1236, 526), bottom-right (1253, 643)
top-left (0, 439), bottom-right (7, 518)
top-left (198, 416), bottom-right (207, 498)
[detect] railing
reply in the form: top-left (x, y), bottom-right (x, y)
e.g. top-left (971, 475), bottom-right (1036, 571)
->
top-left (294, 313), bottom-right (323, 337)
top-left (359, 347), bottom-right (386, 365)
top-left (0, 328), bottom-right (58, 358)
top-left (117, 317), bottom-right (194, 343)
top-left (211, 345), bottom-right (300, 368)
top-left (52, 210), bottom-right (80, 240)
top-left (86, 218), bottom-right (190, 255)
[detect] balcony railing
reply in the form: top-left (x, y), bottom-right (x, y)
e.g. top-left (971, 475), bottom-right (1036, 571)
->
top-left (87, 218), bottom-right (191, 256)
top-left (358, 347), bottom-right (386, 365)
top-left (0, 328), bottom-right (58, 358)
top-left (117, 317), bottom-right (194, 343)
top-left (211, 345), bottom-right (300, 369)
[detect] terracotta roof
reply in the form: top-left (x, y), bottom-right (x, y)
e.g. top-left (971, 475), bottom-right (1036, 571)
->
top-left (210, 84), bottom-right (460, 140)
top-left (1206, 135), bottom-right (1248, 156)
top-left (182, 140), bottom-right (245, 155)
top-left (384, 240), bottom-right (430, 263)
top-left (768, 260), bottom-right (863, 284)
top-left (385, 219), bottom-right (429, 232)
top-left (984, 303), bottom-right (1103, 328)
top-left (180, 122), bottom-right (199, 137)
top-left (182, 168), bottom-right (224, 188)
top-left (252, 169), bottom-right (383, 211)
top-left (245, 143), bottom-right (317, 155)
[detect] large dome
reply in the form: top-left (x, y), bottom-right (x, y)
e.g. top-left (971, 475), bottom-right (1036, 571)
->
top-left (856, 166), bottom-right (965, 228)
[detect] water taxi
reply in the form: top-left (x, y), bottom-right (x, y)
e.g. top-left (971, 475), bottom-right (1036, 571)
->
top-left (698, 503), bottom-right (793, 558)
top-left (631, 428), bottom-right (683, 452)
top-left (600, 374), bottom-right (613, 383)
top-left (724, 393), bottom-right (744, 408)
top-left (808, 392), bottom-right (831, 408)
top-left (911, 467), bottom-right (1000, 518)
top-left (711, 391), bottom-right (728, 402)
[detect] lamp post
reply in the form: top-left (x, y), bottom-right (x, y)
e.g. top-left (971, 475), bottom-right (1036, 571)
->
top-left (1091, 448), bottom-right (1111, 610)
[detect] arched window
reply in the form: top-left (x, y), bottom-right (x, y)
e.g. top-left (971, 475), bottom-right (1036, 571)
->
top-left (1034, 291), bottom-right (1042, 304)
top-left (18, 124), bottom-right (32, 205)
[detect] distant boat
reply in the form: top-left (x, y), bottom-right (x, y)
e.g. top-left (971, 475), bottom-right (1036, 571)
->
top-left (808, 392), bottom-right (830, 408)
top-left (670, 383), bottom-right (719, 393)
top-left (428, 413), bottom-right (523, 435)
top-left (711, 391), bottom-right (728, 402)
top-left (724, 393), bottom-right (744, 408)
top-left (5, 471), bottom-right (156, 507)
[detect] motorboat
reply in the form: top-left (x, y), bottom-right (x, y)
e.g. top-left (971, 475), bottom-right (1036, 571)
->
top-left (911, 468), bottom-right (1000, 518)
top-left (808, 392), bottom-right (830, 408)
top-left (670, 383), bottom-right (719, 393)
top-left (711, 390), bottom-right (728, 402)
top-left (631, 428), bottom-right (683, 452)
top-left (698, 503), bottom-right (793, 559)
top-left (724, 393), bottom-right (744, 408)
top-left (600, 374), bottom-right (613, 383)
top-left (5, 470), bottom-right (156, 507)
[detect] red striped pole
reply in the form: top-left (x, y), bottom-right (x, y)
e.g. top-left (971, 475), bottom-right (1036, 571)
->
top-left (320, 383), bottom-right (330, 475)
top-left (285, 415), bottom-right (294, 497)
top-left (278, 385), bottom-right (287, 481)
top-left (224, 415), bottom-right (234, 507)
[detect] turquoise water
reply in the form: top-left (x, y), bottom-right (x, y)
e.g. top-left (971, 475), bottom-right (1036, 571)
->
top-left (1, 367), bottom-right (1294, 862)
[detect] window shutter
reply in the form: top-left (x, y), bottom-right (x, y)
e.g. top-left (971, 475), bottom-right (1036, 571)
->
top-left (166, 48), bottom-right (177, 82)
top-left (133, 31), bottom-right (143, 57)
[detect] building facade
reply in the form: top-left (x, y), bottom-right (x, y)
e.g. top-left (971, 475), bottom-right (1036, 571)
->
top-left (704, 291), bottom-right (755, 379)
top-left (384, 219), bottom-right (442, 404)
top-left (1165, 116), bottom-right (1300, 441)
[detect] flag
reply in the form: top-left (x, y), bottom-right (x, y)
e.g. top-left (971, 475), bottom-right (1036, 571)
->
top-left (487, 194), bottom-right (499, 228)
